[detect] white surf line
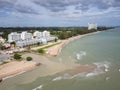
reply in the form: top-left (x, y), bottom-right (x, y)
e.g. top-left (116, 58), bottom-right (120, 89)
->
top-left (52, 76), bottom-right (62, 81)
top-left (32, 84), bottom-right (43, 90)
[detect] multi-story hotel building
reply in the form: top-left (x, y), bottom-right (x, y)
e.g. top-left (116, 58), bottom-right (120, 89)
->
top-left (33, 31), bottom-right (42, 39)
top-left (8, 30), bottom-right (57, 47)
top-left (88, 23), bottom-right (97, 30)
top-left (21, 31), bottom-right (32, 40)
top-left (8, 32), bottom-right (21, 42)
top-left (43, 30), bottom-right (50, 38)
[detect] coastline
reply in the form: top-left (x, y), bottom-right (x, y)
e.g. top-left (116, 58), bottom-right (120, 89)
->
top-left (0, 31), bottom-right (100, 81)
top-left (0, 61), bottom-right (37, 79)
top-left (46, 31), bottom-right (100, 56)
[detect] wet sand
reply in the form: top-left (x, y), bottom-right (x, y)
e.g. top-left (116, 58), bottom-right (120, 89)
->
top-left (46, 31), bottom-right (100, 56)
top-left (22, 53), bottom-right (79, 76)
top-left (68, 65), bottom-right (97, 75)
top-left (0, 61), bottom-right (37, 79)
top-left (22, 53), bottom-right (99, 81)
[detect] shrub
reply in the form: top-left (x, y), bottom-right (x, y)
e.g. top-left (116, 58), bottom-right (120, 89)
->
top-left (13, 53), bottom-right (22, 60)
top-left (26, 57), bottom-right (33, 61)
top-left (10, 41), bottom-right (16, 45)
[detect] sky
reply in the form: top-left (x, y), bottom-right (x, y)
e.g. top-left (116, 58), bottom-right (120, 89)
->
top-left (0, 0), bottom-right (120, 27)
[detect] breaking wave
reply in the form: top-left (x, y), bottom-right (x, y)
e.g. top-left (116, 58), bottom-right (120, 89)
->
top-left (52, 61), bottom-right (111, 81)
top-left (52, 73), bottom-right (71, 81)
top-left (75, 51), bottom-right (86, 60)
top-left (84, 61), bottom-right (111, 77)
top-left (93, 61), bottom-right (111, 72)
top-left (86, 68), bottom-right (104, 77)
top-left (32, 84), bottom-right (43, 90)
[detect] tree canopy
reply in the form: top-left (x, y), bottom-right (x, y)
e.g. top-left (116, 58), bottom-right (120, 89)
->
top-left (13, 53), bottom-right (22, 60)
top-left (26, 57), bottom-right (33, 61)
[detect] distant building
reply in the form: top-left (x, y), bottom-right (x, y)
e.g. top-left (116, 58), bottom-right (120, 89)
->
top-left (88, 23), bottom-right (97, 30)
top-left (43, 30), bottom-right (50, 38)
top-left (16, 39), bottom-right (41, 48)
top-left (21, 31), bottom-right (32, 40)
top-left (41, 38), bottom-right (47, 44)
top-left (46, 36), bottom-right (56, 42)
top-left (8, 32), bottom-right (21, 42)
top-left (8, 30), bottom-right (57, 47)
top-left (33, 31), bottom-right (42, 39)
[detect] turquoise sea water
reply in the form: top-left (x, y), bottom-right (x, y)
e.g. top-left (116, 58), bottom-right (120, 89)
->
top-left (0, 28), bottom-right (120, 90)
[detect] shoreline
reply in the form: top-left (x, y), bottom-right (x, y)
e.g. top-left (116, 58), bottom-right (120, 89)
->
top-left (0, 61), bottom-right (38, 79)
top-left (46, 31), bottom-right (101, 56)
top-left (0, 31), bottom-right (101, 81)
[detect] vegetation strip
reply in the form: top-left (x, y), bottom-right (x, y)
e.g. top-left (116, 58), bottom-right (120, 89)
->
top-left (41, 42), bottom-right (61, 49)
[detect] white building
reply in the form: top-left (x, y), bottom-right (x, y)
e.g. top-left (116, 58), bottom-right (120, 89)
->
top-left (43, 30), bottom-right (50, 38)
top-left (8, 32), bottom-right (21, 42)
top-left (88, 23), bottom-right (97, 30)
top-left (16, 39), bottom-right (41, 47)
top-left (41, 38), bottom-right (47, 44)
top-left (33, 31), bottom-right (42, 38)
top-left (8, 30), bottom-right (57, 47)
top-left (46, 36), bottom-right (56, 42)
top-left (21, 31), bottom-right (32, 40)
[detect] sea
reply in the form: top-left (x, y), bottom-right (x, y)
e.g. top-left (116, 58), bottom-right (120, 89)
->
top-left (0, 28), bottom-right (120, 90)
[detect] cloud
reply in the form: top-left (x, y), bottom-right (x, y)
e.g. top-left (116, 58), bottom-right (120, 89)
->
top-left (32, 0), bottom-right (69, 12)
top-left (15, 0), bottom-right (41, 14)
top-left (15, 6), bottom-right (39, 14)
top-left (0, 0), bottom-right (15, 8)
top-left (32, 0), bottom-right (120, 12)
top-left (0, 0), bottom-right (120, 15)
top-left (0, 0), bottom-right (39, 14)
top-left (0, 0), bottom-right (120, 27)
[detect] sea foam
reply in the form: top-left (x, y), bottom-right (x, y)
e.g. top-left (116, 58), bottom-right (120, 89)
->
top-left (86, 68), bottom-right (104, 77)
top-left (76, 51), bottom-right (86, 60)
top-left (52, 61), bottom-right (111, 81)
top-left (94, 61), bottom-right (111, 68)
top-left (93, 61), bottom-right (111, 72)
top-left (32, 84), bottom-right (43, 90)
top-left (52, 73), bottom-right (71, 81)
top-left (52, 76), bottom-right (63, 81)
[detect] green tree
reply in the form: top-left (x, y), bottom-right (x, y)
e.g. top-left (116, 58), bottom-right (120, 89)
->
top-left (10, 41), bottom-right (16, 46)
top-left (13, 53), bottom-right (22, 60)
top-left (2, 31), bottom-right (9, 40)
top-left (26, 57), bottom-right (33, 61)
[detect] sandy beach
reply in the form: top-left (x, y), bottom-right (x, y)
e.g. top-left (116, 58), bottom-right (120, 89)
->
top-left (0, 61), bottom-right (37, 79)
top-left (46, 31), bottom-right (100, 56)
